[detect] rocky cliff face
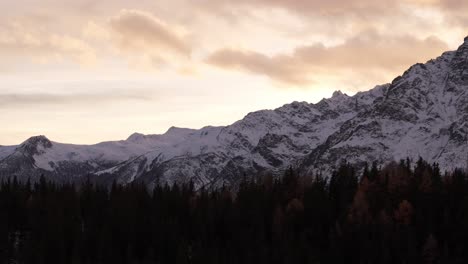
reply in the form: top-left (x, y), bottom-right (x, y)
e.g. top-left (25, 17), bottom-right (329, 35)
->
top-left (1, 37), bottom-right (467, 187)
top-left (301, 37), bottom-right (468, 174)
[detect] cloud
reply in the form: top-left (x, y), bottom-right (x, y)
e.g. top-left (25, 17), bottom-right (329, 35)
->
top-left (439, 0), bottom-right (468, 10)
top-left (206, 31), bottom-right (449, 86)
top-left (194, 0), bottom-right (454, 27)
top-left (198, 0), bottom-right (400, 17)
top-left (0, 91), bottom-right (151, 108)
top-left (293, 32), bottom-right (448, 70)
top-left (83, 21), bottom-right (111, 41)
top-left (435, 0), bottom-right (468, 27)
top-left (0, 8), bottom-right (195, 72)
top-left (206, 49), bottom-right (313, 85)
top-left (109, 9), bottom-right (191, 57)
top-left (0, 22), bottom-right (96, 66)
top-left (196, 0), bottom-right (466, 24)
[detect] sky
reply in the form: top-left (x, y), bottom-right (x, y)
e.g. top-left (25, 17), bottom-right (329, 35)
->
top-left (0, 0), bottom-right (467, 145)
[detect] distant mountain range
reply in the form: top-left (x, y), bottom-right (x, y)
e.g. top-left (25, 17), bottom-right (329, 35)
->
top-left (2, 36), bottom-right (468, 188)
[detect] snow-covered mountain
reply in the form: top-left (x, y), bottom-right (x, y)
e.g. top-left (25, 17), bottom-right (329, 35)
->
top-left (302, 36), bottom-right (468, 174)
top-left (1, 36), bottom-right (468, 188)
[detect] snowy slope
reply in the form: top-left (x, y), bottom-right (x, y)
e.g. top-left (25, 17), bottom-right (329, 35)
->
top-left (0, 145), bottom-right (15, 160)
top-left (95, 85), bottom-right (386, 187)
top-left (301, 37), bottom-right (468, 173)
top-left (1, 36), bottom-right (468, 187)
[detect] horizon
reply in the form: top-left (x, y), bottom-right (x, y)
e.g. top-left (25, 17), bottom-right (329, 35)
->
top-left (1, 0), bottom-right (467, 145)
top-left (2, 89), bottom-right (354, 146)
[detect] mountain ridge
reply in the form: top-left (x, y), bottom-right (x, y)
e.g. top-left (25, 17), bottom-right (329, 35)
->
top-left (1, 36), bottom-right (468, 187)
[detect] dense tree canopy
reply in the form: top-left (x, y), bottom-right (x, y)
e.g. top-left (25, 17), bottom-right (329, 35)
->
top-left (0, 158), bottom-right (467, 263)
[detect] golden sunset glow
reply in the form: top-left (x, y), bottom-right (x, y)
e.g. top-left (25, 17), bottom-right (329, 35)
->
top-left (1, 0), bottom-right (467, 145)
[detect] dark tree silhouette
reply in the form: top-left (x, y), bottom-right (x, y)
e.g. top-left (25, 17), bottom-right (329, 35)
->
top-left (0, 158), bottom-right (468, 263)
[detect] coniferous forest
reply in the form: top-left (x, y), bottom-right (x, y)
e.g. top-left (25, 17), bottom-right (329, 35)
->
top-left (1, 158), bottom-right (468, 263)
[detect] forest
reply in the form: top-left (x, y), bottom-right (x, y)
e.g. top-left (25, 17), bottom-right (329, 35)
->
top-left (1, 158), bottom-right (468, 264)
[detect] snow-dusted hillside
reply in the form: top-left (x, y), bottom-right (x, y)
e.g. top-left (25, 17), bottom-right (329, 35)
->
top-left (301, 37), bottom-right (468, 174)
top-left (1, 36), bottom-right (468, 187)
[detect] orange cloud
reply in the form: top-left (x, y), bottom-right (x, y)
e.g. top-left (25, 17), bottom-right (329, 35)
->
top-left (0, 22), bottom-right (96, 66)
top-left (293, 32), bottom-right (448, 70)
top-left (109, 9), bottom-right (191, 57)
top-left (206, 31), bottom-right (449, 86)
top-left (196, 0), bottom-right (422, 18)
top-left (207, 49), bottom-right (312, 85)
top-left (435, 0), bottom-right (468, 26)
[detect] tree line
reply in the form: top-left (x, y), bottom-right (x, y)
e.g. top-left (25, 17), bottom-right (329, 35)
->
top-left (1, 158), bottom-right (468, 263)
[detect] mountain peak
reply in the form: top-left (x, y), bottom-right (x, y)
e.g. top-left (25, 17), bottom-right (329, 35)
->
top-left (453, 36), bottom-right (468, 53)
top-left (127, 132), bottom-right (145, 142)
top-left (1, 36), bottom-right (468, 187)
top-left (332, 90), bottom-right (344, 97)
top-left (23, 135), bottom-right (51, 145)
top-left (332, 90), bottom-right (349, 98)
top-left (165, 126), bottom-right (195, 135)
top-left (18, 135), bottom-right (52, 155)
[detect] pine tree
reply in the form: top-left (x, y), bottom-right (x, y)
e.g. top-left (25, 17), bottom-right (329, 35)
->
top-left (422, 234), bottom-right (439, 264)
